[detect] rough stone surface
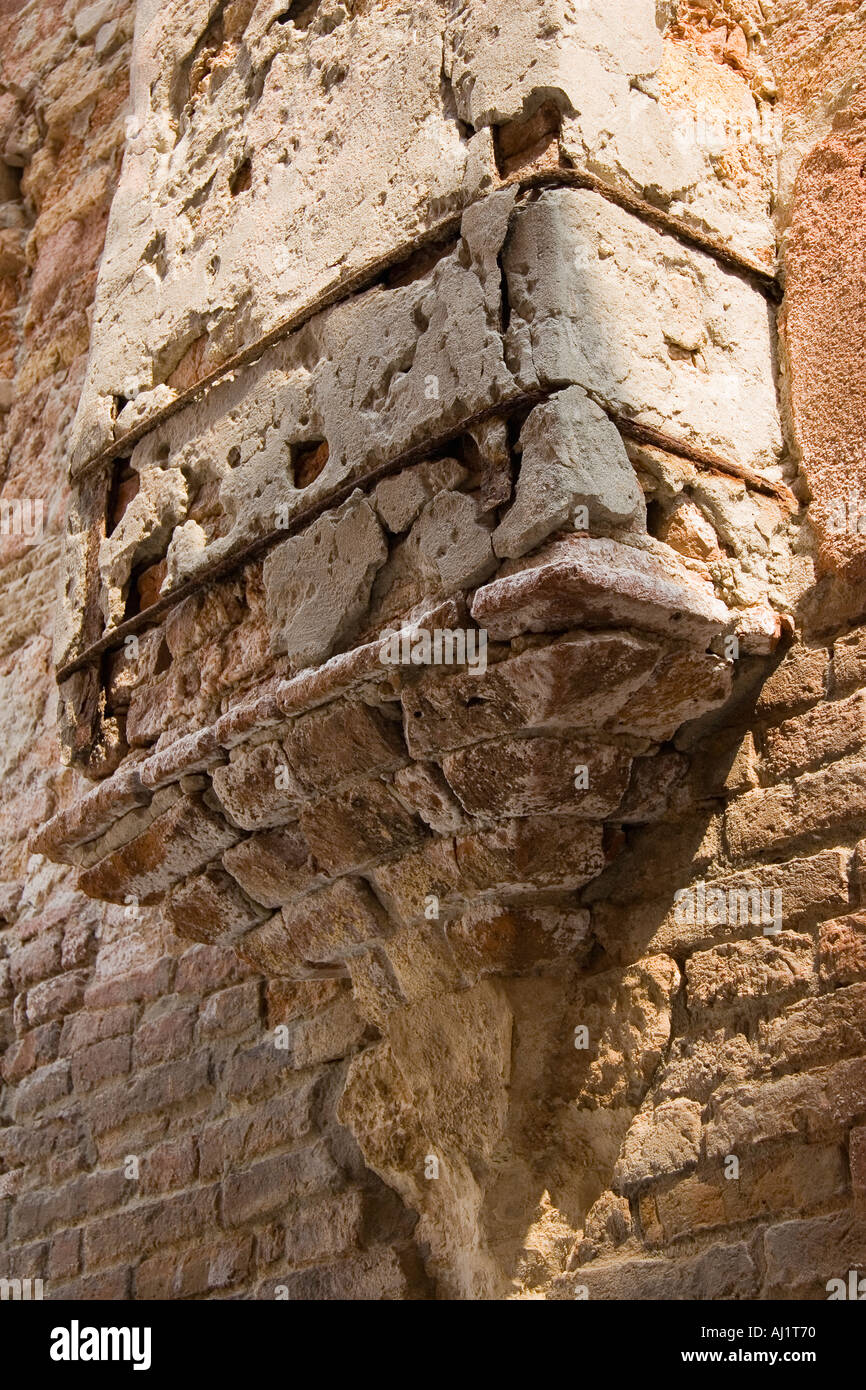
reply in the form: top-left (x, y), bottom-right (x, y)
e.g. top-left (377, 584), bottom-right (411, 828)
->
top-left (5, 0), bottom-right (866, 1309)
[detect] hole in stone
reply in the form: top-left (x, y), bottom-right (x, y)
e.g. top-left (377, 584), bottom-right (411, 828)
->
top-left (645, 499), bottom-right (666, 539)
top-left (229, 157), bottom-right (252, 196)
top-left (276, 0), bottom-right (319, 28)
top-left (493, 100), bottom-right (563, 178)
top-left (106, 460), bottom-right (138, 534)
top-left (291, 439), bottom-right (329, 489)
top-left (228, 445), bottom-right (241, 467)
top-left (153, 638), bottom-right (172, 675)
top-left (113, 394), bottom-right (129, 418)
top-left (385, 237), bottom-right (457, 289)
top-left (125, 558), bottom-right (167, 619)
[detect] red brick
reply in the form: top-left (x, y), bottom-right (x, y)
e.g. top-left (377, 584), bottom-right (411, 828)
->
top-left (223, 1041), bottom-right (303, 1102)
top-left (47, 1228), bottom-right (81, 1282)
top-left (12, 1059), bottom-right (71, 1115)
top-left (48, 1268), bottom-right (132, 1300)
top-left (1, 1022), bottom-right (60, 1083)
top-left (85, 1055), bottom-right (211, 1135)
top-left (10, 1169), bottom-right (128, 1243)
top-left (133, 1000), bottom-right (196, 1066)
top-left (59, 1003), bottom-right (137, 1055)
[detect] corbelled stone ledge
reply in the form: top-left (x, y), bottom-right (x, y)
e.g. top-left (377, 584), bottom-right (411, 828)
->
top-left (35, 539), bottom-right (742, 875)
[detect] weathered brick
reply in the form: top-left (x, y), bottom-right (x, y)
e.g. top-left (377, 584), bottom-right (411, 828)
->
top-left (818, 913), bottom-right (866, 985)
top-left (222, 826), bottom-right (322, 909)
top-left (850, 1126), bottom-right (866, 1210)
top-left (83, 932), bottom-right (175, 1009)
top-left (70, 1035), bottom-right (132, 1091)
top-left (164, 865), bottom-right (270, 945)
top-left (265, 978), bottom-right (347, 1025)
top-left (77, 793), bottom-right (240, 903)
top-left (12, 1059), bottom-right (71, 1115)
top-left (282, 701), bottom-right (407, 794)
top-left (552, 1243), bottom-right (758, 1301)
top-left (614, 1099), bottom-right (703, 1193)
top-left (47, 1227), bottom-right (82, 1282)
top-left (763, 1211), bottom-right (866, 1297)
top-left (140, 1136), bottom-right (197, 1195)
top-left (762, 691), bottom-right (866, 778)
top-left (198, 1082), bottom-right (320, 1180)
top-left (1, 1021), bottom-right (60, 1083)
top-left (222, 1039), bottom-right (304, 1102)
top-left (25, 969), bottom-right (88, 1026)
top-left (441, 735), bottom-right (632, 819)
top-left (757, 985), bottom-right (866, 1074)
top-left (280, 878), bottom-right (389, 968)
top-left (199, 980), bottom-right (261, 1036)
top-left (222, 1144), bottom-right (341, 1226)
top-left (10, 1168), bottom-right (128, 1243)
top-left (685, 934), bottom-right (815, 1011)
top-left (59, 1003), bottom-right (137, 1055)
top-left (261, 1245), bottom-right (425, 1300)
top-left (85, 1055), bottom-right (211, 1135)
top-left (756, 645), bottom-right (829, 713)
top-left (283, 1190), bottom-right (368, 1265)
top-left (136, 1235), bottom-right (253, 1299)
top-left (299, 782), bottom-right (424, 877)
top-left (133, 1000), bottom-right (196, 1066)
top-left (706, 1058), bottom-right (866, 1155)
top-left (8, 927), bottom-right (62, 992)
top-left (84, 1187), bottom-right (218, 1267)
top-left (832, 628), bottom-right (866, 695)
top-left (174, 942), bottom-right (251, 994)
top-left (211, 740), bottom-right (303, 831)
top-left (48, 1268), bottom-right (132, 1301)
top-left (648, 1145), bottom-right (847, 1244)
top-left (726, 761), bottom-right (866, 857)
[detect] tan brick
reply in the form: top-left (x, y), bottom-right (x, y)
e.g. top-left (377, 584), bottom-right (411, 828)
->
top-left (299, 781), bottom-right (424, 876)
top-left (762, 691), bottom-right (866, 778)
top-left (706, 1058), bottom-right (866, 1155)
top-left (163, 864), bottom-right (271, 945)
top-left (763, 1211), bottom-right (866, 1297)
top-left (726, 761), bottom-right (866, 858)
top-left (819, 913), bottom-right (866, 985)
top-left (650, 1145), bottom-right (847, 1244)
top-left (441, 735), bottom-right (632, 819)
top-left (685, 933), bottom-right (815, 1011)
top-left (756, 645), bottom-right (829, 713)
top-left (282, 701), bottom-right (406, 794)
top-left (222, 1144), bottom-right (340, 1226)
top-left (77, 793), bottom-right (240, 904)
